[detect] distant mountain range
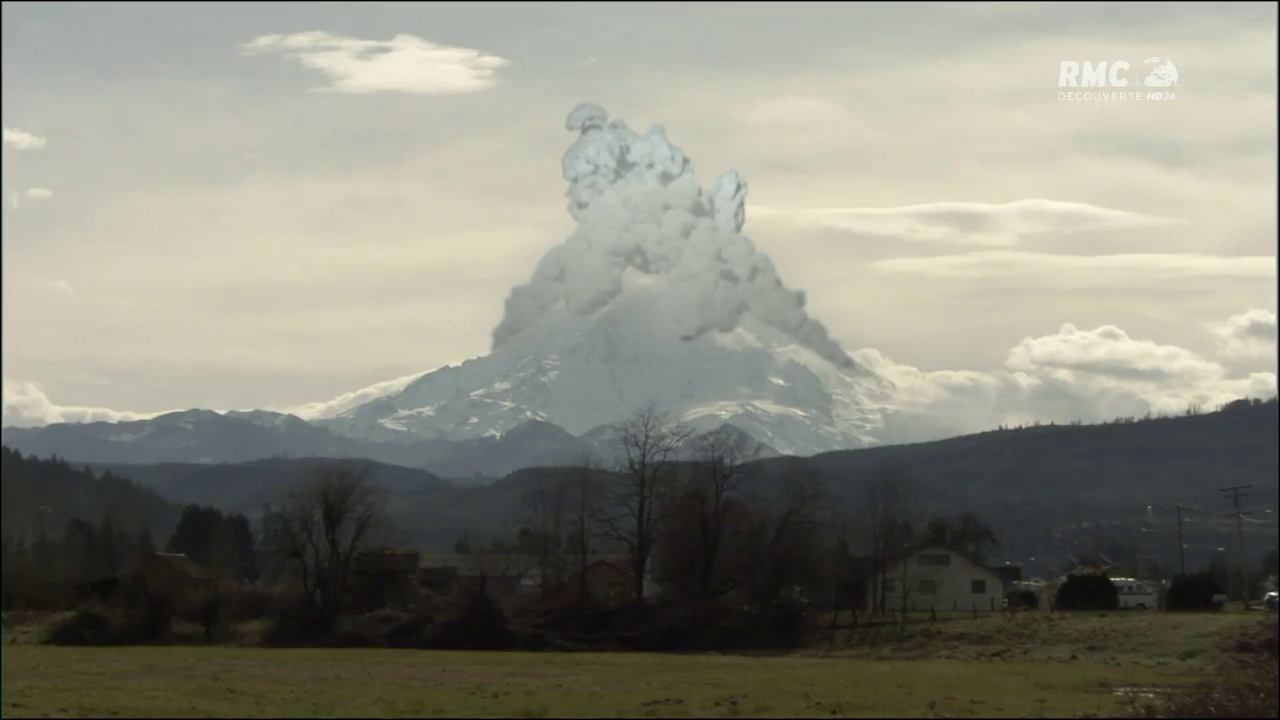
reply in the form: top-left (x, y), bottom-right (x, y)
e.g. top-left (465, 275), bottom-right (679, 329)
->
top-left (1, 409), bottom-right (779, 480)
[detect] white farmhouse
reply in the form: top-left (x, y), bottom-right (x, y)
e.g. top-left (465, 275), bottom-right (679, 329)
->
top-left (875, 545), bottom-right (1006, 613)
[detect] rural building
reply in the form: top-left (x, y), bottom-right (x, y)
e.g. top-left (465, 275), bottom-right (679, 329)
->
top-left (875, 546), bottom-right (1006, 613)
top-left (989, 565), bottom-right (1023, 593)
top-left (350, 548), bottom-right (422, 612)
top-left (557, 559), bottom-right (634, 604)
top-left (414, 554), bottom-right (659, 606)
top-left (417, 554), bottom-right (540, 604)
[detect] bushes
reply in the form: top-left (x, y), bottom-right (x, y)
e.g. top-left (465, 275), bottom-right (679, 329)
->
top-left (1166, 573), bottom-right (1224, 612)
top-left (40, 604), bottom-right (161, 646)
top-left (1007, 590), bottom-right (1038, 610)
top-left (1056, 574), bottom-right (1119, 611)
top-left (42, 608), bottom-right (117, 646)
top-left (425, 587), bottom-right (516, 649)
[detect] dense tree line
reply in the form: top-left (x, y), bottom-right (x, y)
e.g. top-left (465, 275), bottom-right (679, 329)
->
top-left (165, 505), bottom-right (259, 582)
top-left (0, 446), bottom-right (176, 544)
top-left (1, 514), bottom-right (159, 607)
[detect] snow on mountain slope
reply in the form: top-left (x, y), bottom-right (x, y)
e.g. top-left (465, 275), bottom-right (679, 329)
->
top-left (322, 275), bottom-right (888, 455)
top-left (320, 101), bottom-right (892, 456)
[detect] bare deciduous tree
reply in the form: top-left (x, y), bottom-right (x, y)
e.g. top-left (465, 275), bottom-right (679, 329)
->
top-left (734, 460), bottom-right (826, 609)
top-left (600, 403), bottom-right (693, 602)
top-left (564, 453), bottom-right (606, 606)
top-left (863, 463), bottom-right (910, 616)
top-left (686, 426), bottom-right (762, 600)
top-left (272, 463), bottom-right (387, 628)
top-left (518, 472), bottom-right (568, 600)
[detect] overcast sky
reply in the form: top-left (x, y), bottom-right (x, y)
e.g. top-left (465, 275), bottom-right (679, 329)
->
top-left (2, 1), bottom-right (1277, 428)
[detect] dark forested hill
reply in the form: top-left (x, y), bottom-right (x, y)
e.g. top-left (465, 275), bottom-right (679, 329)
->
top-left (84, 457), bottom-right (455, 519)
top-left (775, 396), bottom-right (1278, 510)
top-left (6, 398), bottom-right (1275, 575)
top-left (0, 446), bottom-right (178, 542)
top-left (756, 397), bottom-right (1279, 574)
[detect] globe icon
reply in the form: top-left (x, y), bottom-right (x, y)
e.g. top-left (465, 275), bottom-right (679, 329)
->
top-left (1143, 57), bottom-right (1179, 88)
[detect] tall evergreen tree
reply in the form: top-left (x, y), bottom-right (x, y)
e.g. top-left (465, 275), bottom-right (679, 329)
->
top-left (61, 517), bottom-right (98, 582)
top-left (228, 514), bottom-right (258, 582)
top-left (136, 525), bottom-right (157, 557)
top-left (98, 516), bottom-right (123, 575)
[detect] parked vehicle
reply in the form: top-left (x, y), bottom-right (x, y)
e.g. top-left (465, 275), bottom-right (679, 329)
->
top-left (1110, 577), bottom-right (1158, 610)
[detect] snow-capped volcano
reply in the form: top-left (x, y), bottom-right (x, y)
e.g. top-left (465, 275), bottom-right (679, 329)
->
top-left (321, 271), bottom-right (888, 455)
top-left (318, 103), bottom-right (891, 455)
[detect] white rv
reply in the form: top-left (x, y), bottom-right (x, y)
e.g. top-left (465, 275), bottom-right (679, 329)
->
top-left (1111, 577), bottom-right (1158, 609)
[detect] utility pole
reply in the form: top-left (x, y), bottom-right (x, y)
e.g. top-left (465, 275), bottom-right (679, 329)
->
top-left (1173, 504), bottom-right (1199, 577)
top-left (1219, 485), bottom-right (1253, 606)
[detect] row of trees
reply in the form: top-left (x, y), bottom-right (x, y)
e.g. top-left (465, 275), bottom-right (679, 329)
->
top-left (478, 405), bottom-right (828, 610)
top-left (165, 505), bottom-right (259, 583)
top-left (0, 406), bottom-right (1012, 629)
top-left (0, 503), bottom-right (266, 609)
top-left (477, 404), bottom-right (1005, 618)
top-left (2, 516), bottom-right (158, 607)
top-left (992, 396), bottom-right (1278, 433)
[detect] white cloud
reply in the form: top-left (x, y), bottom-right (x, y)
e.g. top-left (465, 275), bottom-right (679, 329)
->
top-left (282, 369), bottom-right (434, 420)
top-left (855, 322), bottom-right (1277, 445)
top-left (46, 280), bottom-right (75, 298)
top-left (2, 379), bottom-right (167, 428)
top-left (9, 187), bottom-right (53, 210)
top-left (240, 31), bottom-right (509, 94)
top-left (9, 320), bottom-right (1274, 447)
top-left (0, 369), bottom-right (433, 429)
top-left (1209, 308), bottom-right (1278, 361)
top-left (3, 126), bottom-right (47, 150)
top-left (753, 199), bottom-right (1181, 247)
top-left (871, 251), bottom-right (1276, 280)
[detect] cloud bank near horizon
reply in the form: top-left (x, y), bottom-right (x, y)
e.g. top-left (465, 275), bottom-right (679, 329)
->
top-left (6, 315), bottom-right (1274, 444)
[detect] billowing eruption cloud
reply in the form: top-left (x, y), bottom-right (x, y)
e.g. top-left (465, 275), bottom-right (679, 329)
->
top-left (491, 103), bottom-right (856, 369)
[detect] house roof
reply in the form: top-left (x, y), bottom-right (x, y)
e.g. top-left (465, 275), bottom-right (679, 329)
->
top-left (907, 545), bottom-right (1003, 580)
top-left (572, 559), bottom-right (633, 578)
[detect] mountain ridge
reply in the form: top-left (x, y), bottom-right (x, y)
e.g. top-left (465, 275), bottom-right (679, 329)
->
top-left (7, 396), bottom-right (1272, 578)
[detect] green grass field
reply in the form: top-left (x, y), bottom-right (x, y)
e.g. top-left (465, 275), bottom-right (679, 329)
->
top-left (0, 611), bottom-right (1261, 718)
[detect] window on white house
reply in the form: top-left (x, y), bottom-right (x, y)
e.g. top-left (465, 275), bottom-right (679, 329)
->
top-left (919, 580), bottom-right (937, 595)
top-left (971, 579), bottom-right (987, 594)
top-left (918, 554), bottom-right (951, 566)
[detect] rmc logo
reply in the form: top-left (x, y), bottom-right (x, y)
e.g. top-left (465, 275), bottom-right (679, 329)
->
top-left (1058, 58), bottom-right (1178, 101)
top-left (1058, 60), bottom-right (1132, 88)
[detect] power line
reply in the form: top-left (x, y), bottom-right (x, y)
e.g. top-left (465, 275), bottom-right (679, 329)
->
top-left (1219, 485), bottom-right (1254, 604)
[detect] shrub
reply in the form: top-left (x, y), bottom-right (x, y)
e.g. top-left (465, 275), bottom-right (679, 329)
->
top-left (42, 608), bottom-right (114, 646)
top-left (1007, 590), bottom-right (1038, 610)
top-left (40, 605), bottom-right (157, 646)
top-left (222, 583), bottom-right (275, 622)
top-left (1056, 574), bottom-right (1119, 611)
top-left (265, 612), bottom-right (330, 646)
top-left (423, 585), bottom-right (515, 650)
top-left (1166, 573), bottom-right (1224, 612)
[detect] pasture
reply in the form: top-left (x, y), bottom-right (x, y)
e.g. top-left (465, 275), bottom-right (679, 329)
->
top-left (1, 610), bottom-right (1263, 718)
